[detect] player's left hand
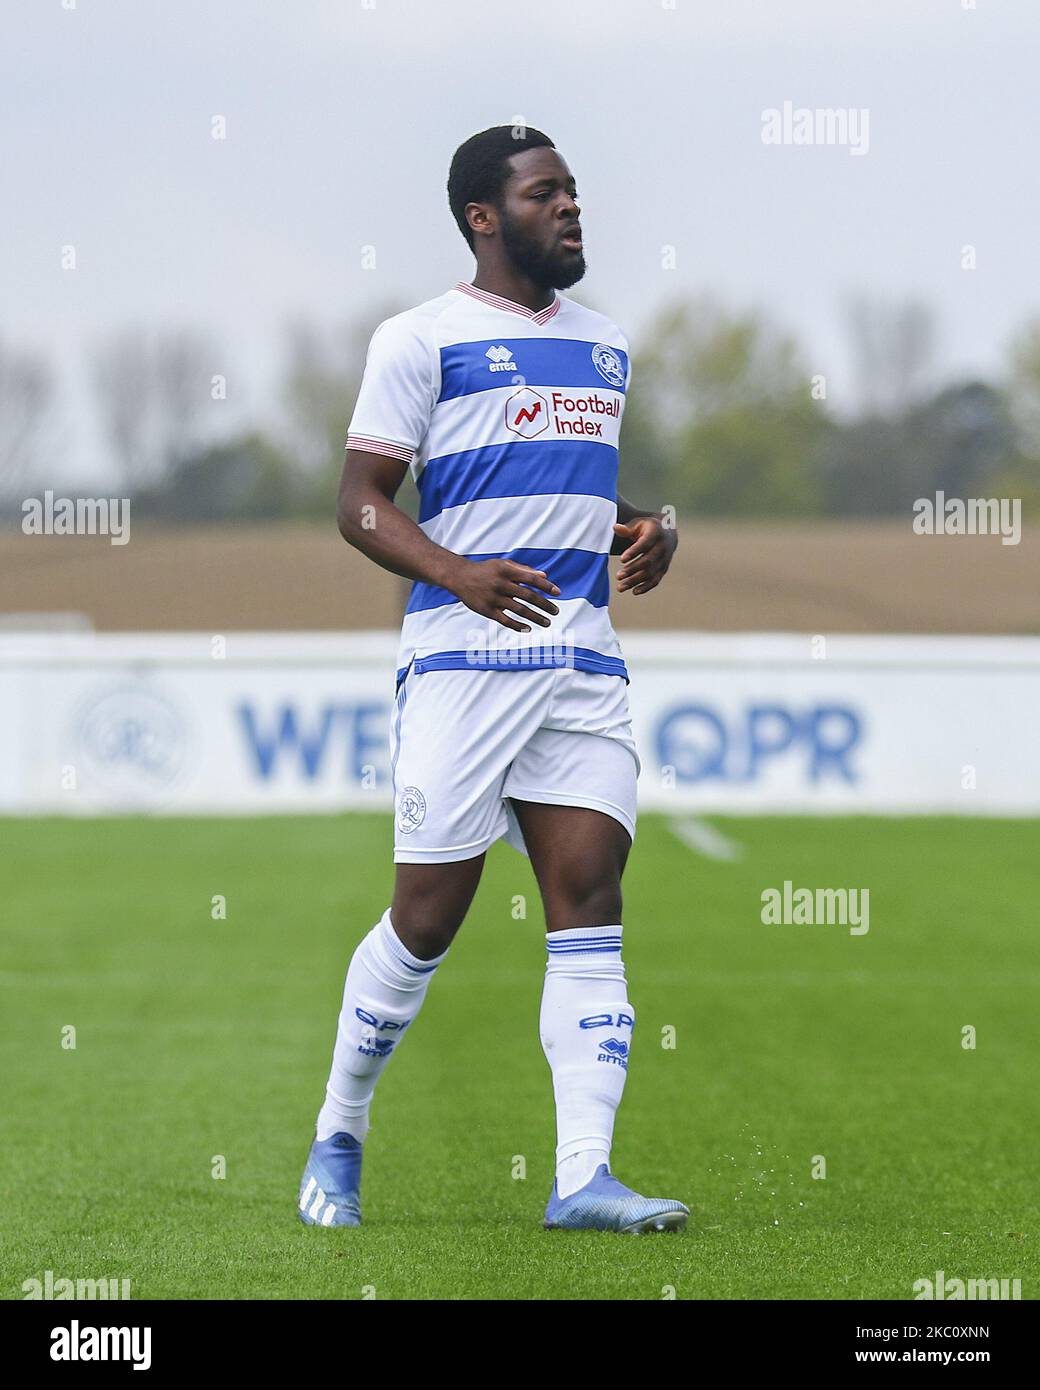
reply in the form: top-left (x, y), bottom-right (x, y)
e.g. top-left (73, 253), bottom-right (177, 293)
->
top-left (613, 516), bottom-right (678, 595)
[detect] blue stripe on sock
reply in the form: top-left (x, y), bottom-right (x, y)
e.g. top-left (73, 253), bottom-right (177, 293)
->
top-left (548, 932), bottom-right (622, 939)
top-left (548, 935), bottom-right (622, 945)
top-left (547, 944), bottom-right (622, 954)
top-left (547, 938), bottom-right (622, 946)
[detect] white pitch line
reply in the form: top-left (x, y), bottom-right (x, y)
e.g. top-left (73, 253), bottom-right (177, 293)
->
top-left (668, 816), bottom-right (744, 862)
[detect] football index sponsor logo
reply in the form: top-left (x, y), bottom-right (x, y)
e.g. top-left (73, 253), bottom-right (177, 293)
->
top-left (486, 344), bottom-right (518, 373)
top-left (505, 349), bottom-right (625, 440)
top-left (505, 386), bottom-right (549, 438)
top-left (549, 390), bottom-right (620, 437)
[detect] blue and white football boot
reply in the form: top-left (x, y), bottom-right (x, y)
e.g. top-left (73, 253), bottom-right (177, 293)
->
top-left (298, 1132), bottom-right (363, 1227)
top-left (544, 1164), bottom-right (689, 1234)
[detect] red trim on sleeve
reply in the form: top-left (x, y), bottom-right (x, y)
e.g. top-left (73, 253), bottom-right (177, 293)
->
top-left (346, 434), bottom-right (415, 463)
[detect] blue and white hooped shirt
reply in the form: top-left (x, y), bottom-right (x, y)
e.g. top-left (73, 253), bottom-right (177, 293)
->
top-left (346, 281), bottom-right (631, 689)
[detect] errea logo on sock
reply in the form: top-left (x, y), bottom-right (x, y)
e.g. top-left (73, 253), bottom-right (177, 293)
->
top-left (354, 1007), bottom-right (409, 1058)
top-left (579, 1014), bottom-right (634, 1069)
top-left (596, 1037), bottom-right (630, 1069)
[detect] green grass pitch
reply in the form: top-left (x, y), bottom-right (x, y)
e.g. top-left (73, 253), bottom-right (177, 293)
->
top-left (2, 813), bottom-right (1037, 1300)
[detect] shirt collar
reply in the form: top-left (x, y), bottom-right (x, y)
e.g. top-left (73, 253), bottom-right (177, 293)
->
top-left (454, 280), bottom-right (561, 325)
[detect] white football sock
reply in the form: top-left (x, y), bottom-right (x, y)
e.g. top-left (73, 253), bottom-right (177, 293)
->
top-left (539, 924), bottom-right (634, 1199)
top-left (315, 907), bottom-right (447, 1143)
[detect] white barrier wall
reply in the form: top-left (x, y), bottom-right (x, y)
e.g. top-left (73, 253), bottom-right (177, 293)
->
top-left (1, 631), bottom-right (1037, 816)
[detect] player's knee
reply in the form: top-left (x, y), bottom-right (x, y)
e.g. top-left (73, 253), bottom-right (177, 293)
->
top-left (390, 859), bottom-right (481, 957)
top-left (389, 894), bottom-right (466, 959)
top-left (390, 910), bottom-right (461, 960)
top-left (546, 873), bottom-right (623, 931)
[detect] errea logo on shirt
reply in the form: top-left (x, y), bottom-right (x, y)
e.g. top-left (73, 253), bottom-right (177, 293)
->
top-left (485, 344), bottom-right (518, 372)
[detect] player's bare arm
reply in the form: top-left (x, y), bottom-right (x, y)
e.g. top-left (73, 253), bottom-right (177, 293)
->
top-left (337, 448), bottom-right (561, 633)
top-left (611, 492), bottom-right (678, 594)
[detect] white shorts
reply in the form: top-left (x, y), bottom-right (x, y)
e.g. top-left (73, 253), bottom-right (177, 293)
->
top-left (388, 664), bottom-right (641, 863)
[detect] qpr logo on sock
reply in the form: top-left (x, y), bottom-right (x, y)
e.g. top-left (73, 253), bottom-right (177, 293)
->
top-left (591, 342), bottom-right (626, 388)
top-left (579, 1012), bottom-right (634, 1030)
top-left (397, 785), bottom-right (427, 833)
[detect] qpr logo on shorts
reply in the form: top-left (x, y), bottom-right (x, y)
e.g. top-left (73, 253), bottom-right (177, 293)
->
top-left (591, 343), bottom-right (626, 388)
top-left (397, 785), bottom-right (427, 833)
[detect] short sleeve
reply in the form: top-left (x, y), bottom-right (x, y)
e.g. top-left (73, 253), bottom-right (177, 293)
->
top-left (346, 315), bottom-right (436, 465)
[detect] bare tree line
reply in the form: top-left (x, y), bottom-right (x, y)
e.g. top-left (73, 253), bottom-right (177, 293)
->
top-left (2, 298), bottom-right (1039, 519)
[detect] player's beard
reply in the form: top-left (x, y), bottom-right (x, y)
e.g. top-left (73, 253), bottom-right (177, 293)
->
top-left (499, 211), bottom-right (587, 290)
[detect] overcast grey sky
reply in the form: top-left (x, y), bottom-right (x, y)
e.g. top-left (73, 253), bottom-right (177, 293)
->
top-left (3, 0), bottom-right (1037, 485)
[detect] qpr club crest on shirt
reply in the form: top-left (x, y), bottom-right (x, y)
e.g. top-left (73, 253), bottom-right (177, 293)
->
top-left (397, 785), bottom-right (427, 833)
top-left (591, 342), bottom-right (626, 388)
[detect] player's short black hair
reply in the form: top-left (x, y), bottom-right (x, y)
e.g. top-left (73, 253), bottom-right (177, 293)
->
top-left (447, 125), bottom-right (556, 249)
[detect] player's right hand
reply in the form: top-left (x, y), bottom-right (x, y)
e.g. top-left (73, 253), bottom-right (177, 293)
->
top-left (448, 558), bottom-right (561, 633)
